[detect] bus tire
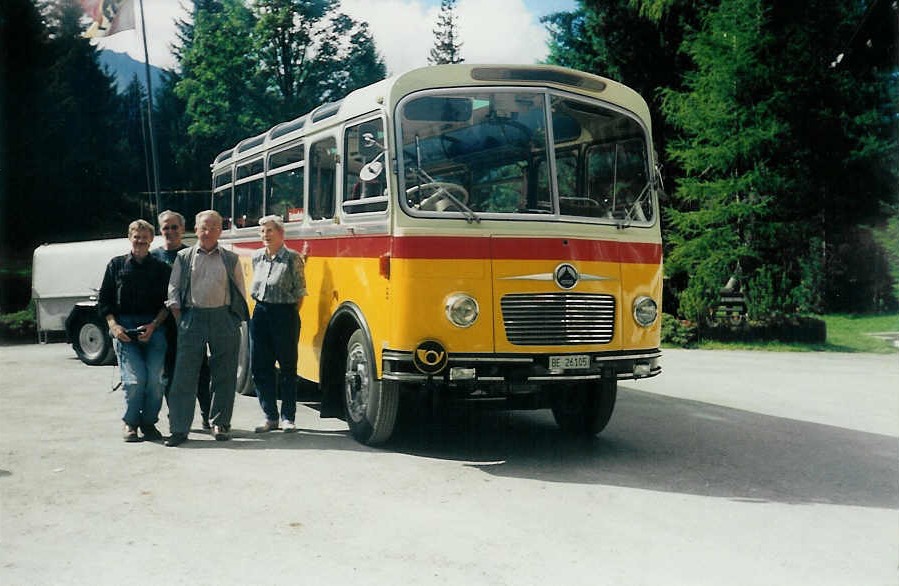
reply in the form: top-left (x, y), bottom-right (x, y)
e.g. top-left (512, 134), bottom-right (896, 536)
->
top-left (72, 316), bottom-right (115, 366)
top-left (551, 379), bottom-right (617, 436)
top-left (343, 329), bottom-right (398, 445)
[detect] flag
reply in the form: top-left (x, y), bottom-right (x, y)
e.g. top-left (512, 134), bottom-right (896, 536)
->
top-left (80, 0), bottom-right (135, 38)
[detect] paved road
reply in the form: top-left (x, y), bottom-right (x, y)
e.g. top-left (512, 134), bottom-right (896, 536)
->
top-left (1, 343), bottom-right (896, 586)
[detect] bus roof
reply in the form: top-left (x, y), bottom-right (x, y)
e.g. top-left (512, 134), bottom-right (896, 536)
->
top-left (211, 64), bottom-right (651, 169)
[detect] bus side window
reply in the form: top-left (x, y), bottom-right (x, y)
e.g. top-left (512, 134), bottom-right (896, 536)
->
top-left (212, 169), bottom-right (233, 229)
top-left (343, 119), bottom-right (387, 214)
top-left (267, 143), bottom-right (305, 222)
top-left (235, 158), bottom-right (264, 228)
top-left (309, 138), bottom-right (337, 221)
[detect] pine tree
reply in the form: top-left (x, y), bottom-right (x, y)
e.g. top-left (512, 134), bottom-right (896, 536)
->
top-left (428, 0), bottom-right (463, 65)
top-left (36, 1), bottom-right (133, 240)
top-left (659, 0), bottom-right (785, 321)
top-left (660, 0), bottom-right (898, 317)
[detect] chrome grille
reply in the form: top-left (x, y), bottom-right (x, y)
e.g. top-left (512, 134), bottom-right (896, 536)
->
top-left (501, 293), bottom-right (615, 345)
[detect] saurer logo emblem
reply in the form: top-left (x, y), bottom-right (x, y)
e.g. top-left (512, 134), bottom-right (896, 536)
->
top-left (554, 263), bottom-right (579, 289)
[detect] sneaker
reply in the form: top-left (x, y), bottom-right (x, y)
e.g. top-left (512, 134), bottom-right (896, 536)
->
top-left (281, 420), bottom-right (297, 433)
top-left (213, 425), bottom-right (230, 441)
top-left (140, 424), bottom-right (163, 441)
top-left (255, 420), bottom-right (279, 433)
top-left (123, 424), bottom-right (140, 443)
top-left (165, 432), bottom-right (188, 447)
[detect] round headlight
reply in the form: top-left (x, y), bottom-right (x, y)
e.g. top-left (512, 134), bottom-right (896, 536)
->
top-left (445, 294), bottom-right (479, 328)
top-left (633, 296), bottom-right (658, 327)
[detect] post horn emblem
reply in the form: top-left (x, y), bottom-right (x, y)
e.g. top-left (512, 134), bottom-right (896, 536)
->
top-left (413, 340), bottom-right (448, 374)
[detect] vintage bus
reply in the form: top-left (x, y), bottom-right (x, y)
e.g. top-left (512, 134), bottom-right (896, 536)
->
top-left (211, 64), bottom-right (663, 445)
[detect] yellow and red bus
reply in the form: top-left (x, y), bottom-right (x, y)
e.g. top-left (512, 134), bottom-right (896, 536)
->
top-left (212, 64), bottom-right (663, 445)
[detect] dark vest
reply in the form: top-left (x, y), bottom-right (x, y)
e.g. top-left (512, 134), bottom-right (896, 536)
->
top-left (174, 245), bottom-right (249, 321)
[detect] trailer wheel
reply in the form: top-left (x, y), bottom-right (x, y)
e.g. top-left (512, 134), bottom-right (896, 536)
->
top-left (343, 328), bottom-right (398, 445)
top-left (73, 317), bottom-right (115, 366)
top-left (551, 379), bottom-right (617, 436)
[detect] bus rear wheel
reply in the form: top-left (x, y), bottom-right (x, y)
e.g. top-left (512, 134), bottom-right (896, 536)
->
top-left (343, 329), bottom-right (398, 445)
top-left (551, 379), bottom-right (617, 436)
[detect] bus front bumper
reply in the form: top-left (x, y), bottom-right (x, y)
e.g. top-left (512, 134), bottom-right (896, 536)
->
top-left (381, 348), bottom-right (661, 386)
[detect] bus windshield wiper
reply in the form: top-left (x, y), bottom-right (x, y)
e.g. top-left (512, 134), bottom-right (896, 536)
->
top-left (618, 182), bottom-right (651, 229)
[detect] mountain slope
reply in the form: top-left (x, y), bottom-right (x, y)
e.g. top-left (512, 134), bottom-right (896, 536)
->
top-left (98, 50), bottom-right (166, 95)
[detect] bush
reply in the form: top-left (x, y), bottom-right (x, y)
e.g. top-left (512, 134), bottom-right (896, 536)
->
top-left (0, 303), bottom-right (36, 341)
top-left (699, 315), bottom-right (826, 344)
top-left (661, 313), bottom-right (698, 347)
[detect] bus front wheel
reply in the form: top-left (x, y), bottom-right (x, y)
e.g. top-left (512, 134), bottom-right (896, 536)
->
top-left (551, 379), bottom-right (617, 436)
top-left (343, 329), bottom-right (398, 445)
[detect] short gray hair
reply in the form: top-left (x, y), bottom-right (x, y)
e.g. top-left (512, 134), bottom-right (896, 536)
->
top-left (158, 210), bottom-right (185, 228)
top-left (128, 219), bottom-right (154, 237)
top-left (195, 209), bottom-right (223, 228)
top-left (258, 214), bottom-right (285, 232)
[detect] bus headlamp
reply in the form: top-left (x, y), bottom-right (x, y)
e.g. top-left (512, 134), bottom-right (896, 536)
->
top-left (445, 294), bottom-right (479, 328)
top-left (633, 296), bottom-right (658, 327)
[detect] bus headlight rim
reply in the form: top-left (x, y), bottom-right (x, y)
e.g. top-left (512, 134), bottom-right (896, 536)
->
top-left (633, 296), bottom-right (658, 327)
top-left (445, 293), bottom-right (479, 328)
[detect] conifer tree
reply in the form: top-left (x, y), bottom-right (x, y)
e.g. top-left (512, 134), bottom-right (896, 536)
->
top-left (428, 0), bottom-right (464, 65)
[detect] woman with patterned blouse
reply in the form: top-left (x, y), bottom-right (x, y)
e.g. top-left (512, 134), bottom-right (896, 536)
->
top-left (249, 215), bottom-right (307, 432)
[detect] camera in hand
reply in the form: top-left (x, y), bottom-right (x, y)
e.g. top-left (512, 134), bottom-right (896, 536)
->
top-left (125, 327), bottom-right (146, 340)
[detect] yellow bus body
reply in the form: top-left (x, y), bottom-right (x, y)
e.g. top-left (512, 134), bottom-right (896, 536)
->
top-left (217, 64), bottom-right (663, 444)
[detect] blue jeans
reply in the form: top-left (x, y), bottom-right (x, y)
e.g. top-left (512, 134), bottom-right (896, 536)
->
top-left (250, 302), bottom-right (299, 422)
top-left (113, 314), bottom-right (167, 427)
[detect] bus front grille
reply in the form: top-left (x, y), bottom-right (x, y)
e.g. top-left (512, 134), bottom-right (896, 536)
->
top-left (501, 293), bottom-right (615, 345)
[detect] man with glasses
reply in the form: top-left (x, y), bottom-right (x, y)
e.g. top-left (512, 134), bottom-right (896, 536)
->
top-left (151, 210), bottom-right (212, 431)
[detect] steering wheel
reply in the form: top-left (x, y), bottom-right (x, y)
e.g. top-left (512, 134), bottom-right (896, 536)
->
top-left (406, 182), bottom-right (470, 211)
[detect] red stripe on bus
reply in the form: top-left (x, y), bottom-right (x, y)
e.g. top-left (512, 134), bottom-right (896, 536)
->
top-left (237, 235), bottom-right (661, 264)
top-left (394, 236), bottom-right (662, 264)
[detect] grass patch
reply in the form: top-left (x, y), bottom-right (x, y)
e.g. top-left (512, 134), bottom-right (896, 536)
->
top-left (687, 313), bottom-right (899, 354)
top-left (821, 313), bottom-right (899, 353)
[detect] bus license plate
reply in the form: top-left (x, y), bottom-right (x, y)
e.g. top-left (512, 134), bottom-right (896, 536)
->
top-left (549, 354), bottom-right (590, 370)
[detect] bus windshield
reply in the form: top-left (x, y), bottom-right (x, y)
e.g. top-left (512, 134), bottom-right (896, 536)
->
top-left (398, 90), bottom-right (654, 224)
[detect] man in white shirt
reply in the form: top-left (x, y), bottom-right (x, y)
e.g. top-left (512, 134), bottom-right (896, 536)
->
top-left (165, 210), bottom-right (249, 447)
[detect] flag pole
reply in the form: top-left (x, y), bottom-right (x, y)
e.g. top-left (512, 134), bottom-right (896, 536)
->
top-left (137, 0), bottom-right (161, 221)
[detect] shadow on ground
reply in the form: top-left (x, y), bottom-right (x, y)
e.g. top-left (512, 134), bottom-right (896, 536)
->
top-left (386, 388), bottom-right (898, 509)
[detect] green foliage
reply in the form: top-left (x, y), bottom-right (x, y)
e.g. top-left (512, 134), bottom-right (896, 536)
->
top-left (175, 0), bottom-right (265, 145)
top-left (169, 0), bottom-right (387, 181)
top-left (661, 313), bottom-right (697, 347)
top-left (252, 0), bottom-right (384, 114)
top-left (694, 313), bottom-right (898, 353)
top-left (659, 0), bottom-right (897, 319)
top-left (660, 0), bottom-right (786, 321)
top-left (873, 214), bottom-right (899, 300)
top-left (1, 0), bottom-right (144, 263)
top-left (0, 303), bottom-right (36, 340)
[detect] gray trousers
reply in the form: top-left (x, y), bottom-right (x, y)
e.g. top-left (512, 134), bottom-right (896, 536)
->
top-left (168, 307), bottom-right (241, 434)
